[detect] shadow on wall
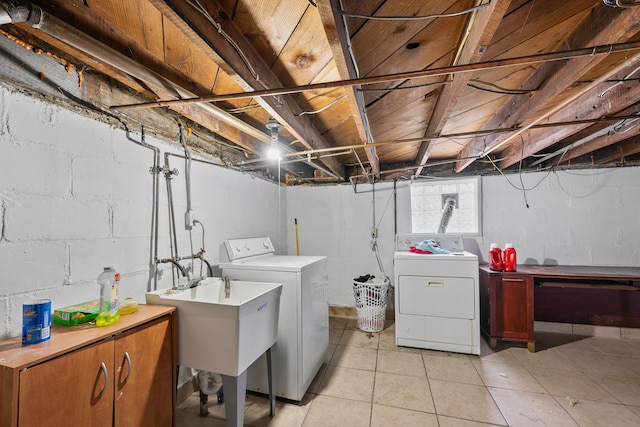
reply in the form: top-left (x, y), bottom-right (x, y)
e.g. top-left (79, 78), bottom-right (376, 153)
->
top-left (463, 238), bottom-right (482, 261)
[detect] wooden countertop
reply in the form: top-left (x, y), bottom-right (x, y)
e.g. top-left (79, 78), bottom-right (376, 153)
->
top-left (0, 304), bottom-right (175, 370)
top-left (479, 264), bottom-right (640, 281)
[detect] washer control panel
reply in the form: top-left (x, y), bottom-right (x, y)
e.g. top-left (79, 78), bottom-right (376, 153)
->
top-left (223, 237), bottom-right (274, 261)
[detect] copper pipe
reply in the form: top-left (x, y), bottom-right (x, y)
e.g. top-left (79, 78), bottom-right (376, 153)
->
top-left (111, 40), bottom-right (640, 111)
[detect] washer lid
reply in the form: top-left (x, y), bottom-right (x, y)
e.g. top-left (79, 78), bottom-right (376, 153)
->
top-left (219, 254), bottom-right (326, 272)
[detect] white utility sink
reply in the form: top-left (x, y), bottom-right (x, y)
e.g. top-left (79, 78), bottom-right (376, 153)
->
top-left (146, 277), bottom-right (282, 376)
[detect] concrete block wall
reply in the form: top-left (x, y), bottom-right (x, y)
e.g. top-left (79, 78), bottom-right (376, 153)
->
top-left (0, 84), bottom-right (283, 340)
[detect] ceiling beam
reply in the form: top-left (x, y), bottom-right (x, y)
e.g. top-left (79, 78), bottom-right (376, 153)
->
top-left (414, 0), bottom-right (512, 176)
top-left (456, 2), bottom-right (640, 172)
top-left (317, 0), bottom-right (379, 176)
top-left (151, 0), bottom-right (345, 178)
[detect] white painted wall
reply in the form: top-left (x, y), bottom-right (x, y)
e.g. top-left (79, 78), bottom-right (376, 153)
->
top-left (0, 85), bottom-right (285, 340)
top-left (286, 182), bottom-right (398, 306)
top-left (288, 168), bottom-right (640, 307)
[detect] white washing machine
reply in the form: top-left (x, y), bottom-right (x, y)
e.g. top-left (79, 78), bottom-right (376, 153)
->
top-left (219, 237), bottom-right (328, 401)
top-left (394, 234), bottom-right (480, 355)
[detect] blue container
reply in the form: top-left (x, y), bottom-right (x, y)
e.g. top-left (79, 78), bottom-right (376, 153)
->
top-left (22, 300), bottom-right (51, 346)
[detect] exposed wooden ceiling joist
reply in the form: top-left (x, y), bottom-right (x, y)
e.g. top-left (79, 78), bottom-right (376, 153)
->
top-left (149, 0), bottom-right (345, 179)
top-left (456, 2), bottom-right (640, 172)
top-left (317, 0), bottom-right (379, 176)
top-left (415, 0), bottom-right (513, 175)
top-left (2, 0), bottom-right (640, 184)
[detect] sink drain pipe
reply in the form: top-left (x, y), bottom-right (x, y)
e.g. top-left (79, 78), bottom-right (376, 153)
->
top-left (198, 371), bottom-right (224, 416)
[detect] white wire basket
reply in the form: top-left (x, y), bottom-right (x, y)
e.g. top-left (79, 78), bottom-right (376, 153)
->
top-left (353, 277), bottom-right (389, 333)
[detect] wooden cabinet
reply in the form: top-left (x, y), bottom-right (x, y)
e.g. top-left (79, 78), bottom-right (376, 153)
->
top-left (479, 267), bottom-right (535, 352)
top-left (0, 305), bottom-right (176, 427)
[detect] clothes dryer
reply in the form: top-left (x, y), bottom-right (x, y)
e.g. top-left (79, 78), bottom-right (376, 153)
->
top-left (394, 234), bottom-right (480, 355)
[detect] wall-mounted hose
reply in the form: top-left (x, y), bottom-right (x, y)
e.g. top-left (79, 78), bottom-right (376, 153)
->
top-left (199, 256), bottom-right (214, 277)
top-left (158, 258), bottom-right (187, 277)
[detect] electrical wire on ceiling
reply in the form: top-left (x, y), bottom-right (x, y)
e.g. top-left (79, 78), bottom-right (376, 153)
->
top-left (599, 64), bottom-right (640, 97)
top-left (188, 0), bottom-right (261, 84)
top-left (297, 96), bottom-right (346, 116)
top-left (611, 114), bottom-right (640, 134)
top-left (467, 79), bottom-right (537, 95)
top-left (225, 103), bottom-right (262, 114)
top-left (340, 1), bottom-right (491, 20)
top-left (338, 0), bottom-right (360, 78)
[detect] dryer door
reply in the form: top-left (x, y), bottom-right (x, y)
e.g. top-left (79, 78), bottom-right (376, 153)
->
top-left (398, 275), bottom-right (476, 319)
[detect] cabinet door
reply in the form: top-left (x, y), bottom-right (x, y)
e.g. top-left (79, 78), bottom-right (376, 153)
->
top-left (18, 339), bottom-right (114, 427)
top-left (114, 317), bottom-right (174, 427)
top-left (498, 275), bottom-right (534, 341)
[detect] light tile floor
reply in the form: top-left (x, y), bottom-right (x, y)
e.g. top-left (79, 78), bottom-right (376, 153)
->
top-left (177, 317), bottom-right (640, 426)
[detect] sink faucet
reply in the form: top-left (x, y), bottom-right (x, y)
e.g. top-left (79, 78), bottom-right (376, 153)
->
top-left (224, 276), bottom-right (230, 298)
top-left (187, 276), bottom-right (205, 288)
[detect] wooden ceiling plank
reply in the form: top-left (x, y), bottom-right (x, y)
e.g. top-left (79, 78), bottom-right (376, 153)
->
top-left (456, 2), bottom-right (640, 172)
top-left (414, 0), bottom-right (513, 175)
top-left (351, 1), bottom-right (467, 77)
top-left (499, 80), bottom-right (640, 167)
top-left (89, 0), bottom-right (165, 59)
top-left (151, 0), bottom-right (344, 178)
top-left (317, 0), bottom-right (378, 175)
top-left (485, 0), bottom-right (593, 61)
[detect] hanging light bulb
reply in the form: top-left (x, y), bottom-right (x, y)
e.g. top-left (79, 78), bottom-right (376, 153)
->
top-left (265, 117), bottom-right (283, 160)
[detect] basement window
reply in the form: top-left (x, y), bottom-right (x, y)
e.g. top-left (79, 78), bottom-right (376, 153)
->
top-left (410, 177), bottom-right (481, 235)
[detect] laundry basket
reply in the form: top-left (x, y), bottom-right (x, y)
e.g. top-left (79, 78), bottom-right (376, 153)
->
top-left (353, 276), bottom-right (389, 332)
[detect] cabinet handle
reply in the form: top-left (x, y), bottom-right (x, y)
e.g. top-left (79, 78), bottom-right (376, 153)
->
top-left (428, 281), bottom-right (444, 287)
top-left (502, 278), bottom-right (523, 282)
top-left (122, 351), bottom-right (132, 386)
top-left (98, 362), bottom-right (108, 398)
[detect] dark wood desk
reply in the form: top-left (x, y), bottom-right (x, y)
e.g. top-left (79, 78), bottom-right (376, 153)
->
top-left (479, 265), bottom-right (640, 352)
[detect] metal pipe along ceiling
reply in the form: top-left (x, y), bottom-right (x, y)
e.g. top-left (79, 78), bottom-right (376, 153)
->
top-left (21, 8), bottom-right (271, 144)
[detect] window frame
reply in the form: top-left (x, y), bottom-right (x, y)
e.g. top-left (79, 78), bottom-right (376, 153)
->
top-left (409, 176), bottom-right (482, 236)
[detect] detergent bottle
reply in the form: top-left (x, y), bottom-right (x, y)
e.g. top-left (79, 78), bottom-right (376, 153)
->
top-left (503, 243), bottom-right (517, 272)
top-left (488, 243), bottom-right (504, 271)
top-left (96, 267), bottom-right (121, 327)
